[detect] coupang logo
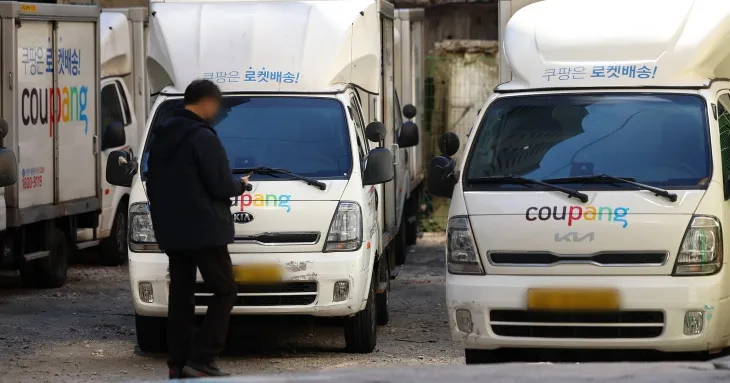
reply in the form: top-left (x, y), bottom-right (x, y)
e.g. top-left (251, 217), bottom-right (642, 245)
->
top-left (232, 192), bottom-right (292, 213)
top-left (21, 86), bottom-right (89, 136)
top-left (525, 205), bottom-right (630, 228)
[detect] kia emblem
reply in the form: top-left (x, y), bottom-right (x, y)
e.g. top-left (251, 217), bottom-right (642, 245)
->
top-left (232, 212), bottom-right (254, 224)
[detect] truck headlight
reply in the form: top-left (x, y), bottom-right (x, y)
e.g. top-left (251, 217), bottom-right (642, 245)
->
top-left (129, 202), bottom-right (161, 252)
top-left (673, 215), bottom-right (722, 276)
top-left (447, 216), bottom-right (484, 275)
top-left (324, 201), bottom-right (362, 252)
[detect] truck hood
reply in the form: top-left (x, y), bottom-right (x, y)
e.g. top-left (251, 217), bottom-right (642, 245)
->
top-left (464, 190), bottom-right (705, 276)
top-left (228, 179), bottom-right (347, 253)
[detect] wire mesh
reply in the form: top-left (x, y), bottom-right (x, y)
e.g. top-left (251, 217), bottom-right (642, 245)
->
top-left (421, 53), bottom-right (498, 232)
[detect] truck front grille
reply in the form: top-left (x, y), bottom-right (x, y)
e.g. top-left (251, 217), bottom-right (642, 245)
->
top-left (489, 310), bottom-right (664, 339)
top-left (193, 282), bottom-right (317, 307)
top-left (233, 232), bottom-right (320, 245)
top-left (488, 251), bottom-right (668, 266)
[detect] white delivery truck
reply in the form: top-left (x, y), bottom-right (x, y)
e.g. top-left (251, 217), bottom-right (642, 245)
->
top-left (105, 0), bottom-right (422, 353)
top-left (394, 8), bottom-right (426, 257)
top-left (0, 2), bottom-right (102, 288)
top-left (78, 7), bottom-right (148, 266)
top-left (429, 0), bottom-right (730, 363)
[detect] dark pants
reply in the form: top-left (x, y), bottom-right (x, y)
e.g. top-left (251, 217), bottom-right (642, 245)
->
top-left (166, 246), bottom-right (237, 368)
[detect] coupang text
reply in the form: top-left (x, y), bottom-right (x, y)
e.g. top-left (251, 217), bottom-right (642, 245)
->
top-left (20, 46), bottom-right (88, 135)
top-left (21, 86), bottom-right (89, 136)
top-left (525, 205), bottom-right (630, 228)
top-left (233, 193), bottom-right (292, 213)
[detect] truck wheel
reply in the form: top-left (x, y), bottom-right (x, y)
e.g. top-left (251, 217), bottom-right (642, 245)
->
top-left (344, 276), bottom-right (377, 353)
top-left (375, 259), bottom-right (390, 326)
top-left (405, 195), bottom-right (419, 246)
top-left (100, 206), bottom-right (128, 266)
top-left (465, 349), bottom-right (502, 364)
top-left (394, 218), bottom-right (408, 266)
top-left (136, 314), bottom-right (167, 353)
top-left (20, 229), bottom-right (69, 289)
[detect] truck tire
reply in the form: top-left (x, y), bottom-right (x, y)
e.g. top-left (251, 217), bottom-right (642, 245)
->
top-left (375, 259), bottom-right (390, 326)
top-left (344, 276), bottom-right (377, 353)
top-left (100, 205), bottom-right (128, 266)
top-left (465, 349), bottom-right (503, 364)
top-left (394, 218), bottom-right (408, 266)
top-left (136, 314), bottom-right (167, 353)
top-left (405, 194), bottom-right (419, 246)
top-left (20, 229), bottom-right (69, 289)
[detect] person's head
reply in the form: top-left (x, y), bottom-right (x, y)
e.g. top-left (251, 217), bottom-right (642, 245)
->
top-left (184, 79), bottom-right (222, 122)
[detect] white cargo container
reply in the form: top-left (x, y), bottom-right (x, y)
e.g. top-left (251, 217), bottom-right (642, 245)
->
top-left (76, 7), bottom-right (148, 266)
top-left (106, 0), bottom-right (423, 354)
top-left (497, 0), bottom-right (542, 84)
top-left (394, 8), bottom-right (425, 255)
top-left (430, 0), bottom-right (730, 363)
top-left (0, 2), bottom-right (102, 288)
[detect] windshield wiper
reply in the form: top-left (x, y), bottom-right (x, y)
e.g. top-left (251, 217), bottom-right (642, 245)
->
top-left (469, 175), bottom-right (589, 203)
top-left (543, 174), bottom-right (678, 202)
top-left (232, 166), bottom-right (327, 191)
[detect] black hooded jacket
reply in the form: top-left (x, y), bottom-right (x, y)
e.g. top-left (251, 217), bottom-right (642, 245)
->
top-left (146, 109), bottom-right (244, 251)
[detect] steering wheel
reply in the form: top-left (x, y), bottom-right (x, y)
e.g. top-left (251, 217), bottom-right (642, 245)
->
top-left (308, 155), bottom-right (339, 169)
top-left (656, 161), bottom-right (700, 178)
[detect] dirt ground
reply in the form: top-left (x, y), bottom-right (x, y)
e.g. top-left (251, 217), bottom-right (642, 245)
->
top-left (0, 234), bottom-right (460, 382)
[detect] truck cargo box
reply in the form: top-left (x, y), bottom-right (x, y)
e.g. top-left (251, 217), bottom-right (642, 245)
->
top-left (2, 2), bottom-right (101, 225)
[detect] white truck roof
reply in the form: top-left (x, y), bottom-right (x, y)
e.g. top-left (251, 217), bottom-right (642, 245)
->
top-left (147, 0), bottom-right (386, 95)
top-left (500, 0), bottom-right (730, 91)
top-left (101, 11), bottom-right (132, 78)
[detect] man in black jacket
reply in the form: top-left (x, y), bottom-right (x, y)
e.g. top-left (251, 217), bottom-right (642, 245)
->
top-left (146, 79), bottom-right (248, 379)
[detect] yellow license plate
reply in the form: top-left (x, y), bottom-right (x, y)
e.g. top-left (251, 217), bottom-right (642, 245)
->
top-left (527, 288), bottom-right (619, 311)
top-left (233, 265), bottom-right (281, 283)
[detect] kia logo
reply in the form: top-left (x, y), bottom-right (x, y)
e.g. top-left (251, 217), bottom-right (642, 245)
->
top-left (232, 212), bottom-right (254, 224)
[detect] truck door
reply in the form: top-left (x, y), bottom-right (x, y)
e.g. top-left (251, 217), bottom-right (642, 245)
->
top-left (99, 80), bottom-right (132, 229)
top-left (55, 20), bottom-right (98, 204)
top-left (381, 15), bottom-right (397, 239)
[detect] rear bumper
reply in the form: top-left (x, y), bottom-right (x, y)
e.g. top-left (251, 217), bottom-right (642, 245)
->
top-left (130, 248), bottom-right (371, 317)
top-left (447, 274), bottom-right (730, 352)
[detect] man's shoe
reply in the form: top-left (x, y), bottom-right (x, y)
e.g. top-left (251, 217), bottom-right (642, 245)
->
top-left (182, 362), bottom-right (231, 377)
top-left (169, 367), bottom-right (183, 379)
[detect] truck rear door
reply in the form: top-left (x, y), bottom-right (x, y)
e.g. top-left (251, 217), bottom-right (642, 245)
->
top-left (56, 20), bottom-right (98, 203)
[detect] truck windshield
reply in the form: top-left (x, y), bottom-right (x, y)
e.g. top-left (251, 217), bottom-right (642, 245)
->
top-left (141, 96), bottom-right (351, 180)
top-left (464, 94), bottom-right (711, 190)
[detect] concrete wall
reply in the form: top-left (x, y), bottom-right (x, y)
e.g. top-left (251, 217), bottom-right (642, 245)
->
top-left (424, 3), bottom-right (497, 52)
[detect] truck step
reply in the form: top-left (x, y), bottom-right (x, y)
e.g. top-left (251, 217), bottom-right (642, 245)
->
top-left (76, 240), bottom-right (100, 250)
top-left (24, 251), bottom-right (50, 261)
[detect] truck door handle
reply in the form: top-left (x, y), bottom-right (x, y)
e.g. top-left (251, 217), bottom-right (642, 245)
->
top-left (390, 144), bottom-right (399, 165)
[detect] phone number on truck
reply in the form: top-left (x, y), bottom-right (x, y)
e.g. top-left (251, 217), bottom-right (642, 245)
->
top-left (22, 175), bottom-right (42, 189)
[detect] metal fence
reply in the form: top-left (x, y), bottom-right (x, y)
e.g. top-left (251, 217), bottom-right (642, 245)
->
top-left (421, 53), bottom-right (498, 232)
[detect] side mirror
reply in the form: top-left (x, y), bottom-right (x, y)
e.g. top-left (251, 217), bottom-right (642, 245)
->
top-left (102, 121), bottom-right (126, 151)
top-left (403, 104), bottom-right (417, 119)
top-left (398, 121), bottom-right (419, 148)
top-left (365, 121), bottom-right (386, 143)
top-left (106, 150), bottom-right (136, 187)
top-left (363, 147), bottom-right (394, 185)
top-left (439, 132), bottom-right (460, 157)
top-left (427, 155), bottom-right (457, 199)
top-left (0, 148), bottom-right (18, 187)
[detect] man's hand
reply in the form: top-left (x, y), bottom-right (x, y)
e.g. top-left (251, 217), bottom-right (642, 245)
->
top-left (240, 175), bottom-right (252, 192)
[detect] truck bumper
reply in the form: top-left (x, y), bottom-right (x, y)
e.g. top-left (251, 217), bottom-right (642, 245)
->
top-left (130, 248), bottom-right (370, 318)
top-left (447, 274), bottom-right (730, 352)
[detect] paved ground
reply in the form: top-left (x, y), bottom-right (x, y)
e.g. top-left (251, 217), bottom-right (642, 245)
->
top-left (2, 233), bottom-right (729, 383)
top-left (0, 234), bottom-right (460, 382)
